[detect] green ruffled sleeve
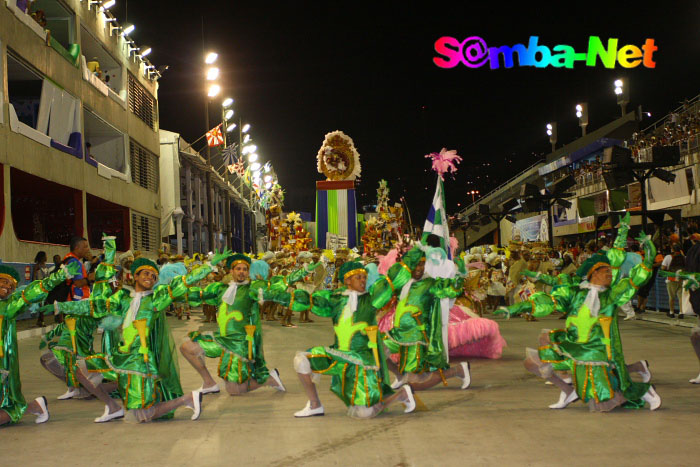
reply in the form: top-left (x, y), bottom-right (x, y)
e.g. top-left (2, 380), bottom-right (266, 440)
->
top-left (499, 284), bottom-right (576, 318)
top-left (92, 235), bottom-right (118, 298)
top-left (4, 265), bottom-right (71, 320)
top-left (153, 264), bottom-right (214, 311)
top-left (429, 277), bottom-right (464, 299)
top-left (198, 282), bottom-right (228, 306)
top-left (610, 231), bottom-right (656, 307)
top-left (310, 289), bottom-right (336, 317)
top-left (522, 269), bottom-right (559, 287)
top-left (268, 275), bottom-right (290, 295)
top-left (607, 212), bottom-right (631, 284)
top-left (369, 261), bottom-right (412, 309)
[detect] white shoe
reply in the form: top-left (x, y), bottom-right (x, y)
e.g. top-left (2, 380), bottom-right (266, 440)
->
top-left (294, 401), bottom-right (324, 417)
top-left (57, 388), bottom-right (80, 400)
top-left (401, 385), bottom-right (416, 413)
top-left (34, 397), bottom-right (49, 424)
top-left (459, 361), bottom-right (471, 389)
top-left (548, 390), bottom-right (579, 409)
top-left (199, 383), bottom-right (220, 395)
top-left (639, 360), bottom-right (652, 383)
top-left (642, 385), bottom-right (661, 411)
top-left (269, 369), bottom-right (286, 392)
top-left (562, 376), bottom-right (572, 384)
top-left (94, 405), bottom-right (124, 423)
top-left (390, 374), bottom-right (407, 390)
top-left (624, 311), bottom-right (636, 321)
top-left (190, 390), bottom-right (203, 420)
top-left (689, 373), bottom-right (700, 384)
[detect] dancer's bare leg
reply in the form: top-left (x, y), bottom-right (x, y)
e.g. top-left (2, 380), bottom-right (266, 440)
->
top-left (0, 410), bottom-right (10, 426)
top-left (150, 392), bottom-right (196, 420)
top-left (406, 365), bottom-right (465, 391)
top-left (39, 351), bottom-right (66, 382)
top-left (75, 368), bottom-right (121, 413)
top-left (294, 352), bottom-right (322, 408)
top-left (180, 340), bottom-right (217, 389)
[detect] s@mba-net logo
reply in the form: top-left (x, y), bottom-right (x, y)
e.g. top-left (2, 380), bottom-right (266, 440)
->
top-left (433, 36), bottom-right (658, 69)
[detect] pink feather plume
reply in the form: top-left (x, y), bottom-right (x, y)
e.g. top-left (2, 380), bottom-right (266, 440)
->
top-left (425, 148), bottom-right (462, 180)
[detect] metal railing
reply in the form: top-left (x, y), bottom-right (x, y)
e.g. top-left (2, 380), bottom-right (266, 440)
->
top-left (458, 159), bottom-right (545, 217)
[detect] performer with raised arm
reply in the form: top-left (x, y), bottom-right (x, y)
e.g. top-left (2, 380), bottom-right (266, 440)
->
top-left (40, 235), bottom-right (118, 395)
top-left (0, 261), bottom-right (80, 426)
top-left (179, 254), bottom-right (312, 396)
top-left (282, 257), bottom-right (417, 418)
top-left (381, 247), bottom-right (471, 391)
top-left (55, 249), bottom-right (230, 423)
top-left (496, 213), bottom-right (661, 412)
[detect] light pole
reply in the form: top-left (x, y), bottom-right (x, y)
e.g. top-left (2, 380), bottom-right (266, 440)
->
top-left (576, 103), bottom-right (588, 136)
top-left (546, 122), bottom-right (557, 152)
top-left (614, 79), bottom-right (629, 116)
top-left (204, 51), bottom-right (220, 251)
top-left (468, 190), bottom-right (479, 204)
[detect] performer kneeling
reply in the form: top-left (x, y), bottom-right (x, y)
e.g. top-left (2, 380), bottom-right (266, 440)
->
top-left (0, 262), bottom-right (80, 426)
top-left (180, 255), bottom-right (296, 396)
top-left (55, 251), bottom-right (228, 422)
top-left (283, 260), bottom-right (417, 418)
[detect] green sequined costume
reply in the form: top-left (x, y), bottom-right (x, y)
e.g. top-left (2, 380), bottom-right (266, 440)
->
top-left (280, 261), bottom-right (411, 408)
top-left (1, 267), bottom-right (73, 423)
top-left (187, 272), bottom-right (298, 386)
top-left (503, 213), bottom-right (655, 409)
top-left (58, 264), bottom-right (212, 416)
top-left (382, 277), bottom-right (464, 374)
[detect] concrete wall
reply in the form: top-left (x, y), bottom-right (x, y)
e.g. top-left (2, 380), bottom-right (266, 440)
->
top-left (0, 2), bottom-right (161, 261)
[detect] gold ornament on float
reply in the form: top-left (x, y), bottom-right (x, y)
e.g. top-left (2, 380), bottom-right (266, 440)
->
top-left (316, 130), bottom-right (361, 181)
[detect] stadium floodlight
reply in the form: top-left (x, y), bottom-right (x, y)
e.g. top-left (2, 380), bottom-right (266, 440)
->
top-left (205, 52), bottom-right (218, 64)
top-left (224, 109), bottom-right (234, 120)
top-left (226, 123), bottom-right (237, 132)
top-left (222, 97), bottom-right (234, 107)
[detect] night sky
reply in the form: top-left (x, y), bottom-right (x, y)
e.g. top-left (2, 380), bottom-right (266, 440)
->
top-left (112, 2), bottom-right (700, 222)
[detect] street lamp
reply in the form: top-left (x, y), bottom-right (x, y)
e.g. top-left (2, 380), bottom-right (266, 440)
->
top-left (468, 190), bottom-right (479, 204)
top-left (243, 134), bottom-right (251, 143)
top-left (206, 67), bottom-right (219, 81)
top-left (576, 103), bottom-right (588, 136)
top-left (248, 153), bottom-right (258, 163)
top-left (205, 52), bottom-right (218, 64)
top-left (614, 79), bottom-right (629, 116)
top-left (242, 124), bottom-right (251, 133)
top-left (250, 162), bottom-right (261, 172)
top-left (546, 122), bottom-right (557, 152)
top-left (226, 122), bottom-right (237, 132)
top-left (222, 97), bottom-right (234, 108)
top-left (224, 109), bottom-right (234, 120)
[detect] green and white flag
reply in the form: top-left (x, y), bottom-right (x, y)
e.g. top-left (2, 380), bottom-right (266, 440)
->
top-left (422, 178), bottom-right (451, 258)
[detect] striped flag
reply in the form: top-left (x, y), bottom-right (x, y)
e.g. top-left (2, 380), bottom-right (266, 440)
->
top-left (206, 124), bottom-right (224, 147)
top-left (422, 178), bottom-right (451, 258)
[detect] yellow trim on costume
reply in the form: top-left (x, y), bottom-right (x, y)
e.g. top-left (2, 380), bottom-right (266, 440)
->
top-left (289, 292), bottom-right (295, 310)
top-left (385, 275), bottom-right (395, 293)
top-left (39, 281), bottom-right (49, 294)
top-left (134, 265), bottom-right (159, 276)
top-left (20, 289), bottom-right (30, 305)
top-left (343, 269), bottom-right (367, 282)
top-left (167, 286), bottom-right (175, 301)
top-left (0, 273), bottom-right (18, 286)
top-left (629, 278), bottom-right (640, 290)
top-left (399, 261), bottom-right (412, 274)
top-left (640, 263), bottom-right (652, 273)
